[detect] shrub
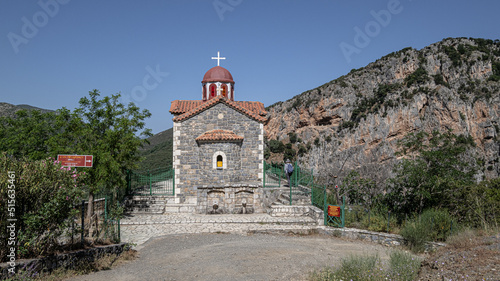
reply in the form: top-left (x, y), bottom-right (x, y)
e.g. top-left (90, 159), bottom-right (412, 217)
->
top-left (446, 227), bottom-right (481, 249)
top-left (0, 154), bottom-right (85, 260)
top-left (400, 208), bottom-right (453, 252)
top-left (310, 252), bottom-right (420, 281)
top-left (314, 137), bottom-right (320, 146)
top-left (405, 67), bottom-right (429, 87)
top-left (433, 74), bottom-right (450, 87)
top-left (386, 250), bottom-right (421, 280)
top-left (297, 145), bottom-right (307, 156)
top-left (284, 148), bottom-right (296, 162)
top-left (268, 140), bottom-right (284, 153)
top-left (455, 178), bottom-right (500, 229)
top-left (400, 219), bottom-right (428, 253)
top-left (346, 206), bottom-right (398, 233)
top-left (419, 209), bottom-right (453, 241)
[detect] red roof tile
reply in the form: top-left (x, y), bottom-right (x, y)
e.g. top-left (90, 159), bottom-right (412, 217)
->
top-left (170, 96), bottom-right (268, 123)
top-left (196, 129), bottom-right (244, 142)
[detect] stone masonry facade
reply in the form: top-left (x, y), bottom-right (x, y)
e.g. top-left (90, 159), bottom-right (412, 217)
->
top-left (173, 102), bottom-right (264, 200)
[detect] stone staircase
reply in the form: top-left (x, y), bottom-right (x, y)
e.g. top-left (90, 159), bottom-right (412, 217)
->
top-left (124, 196), bottom-right (168, 214)
top-left (272, 187), bottom-right (312, 206)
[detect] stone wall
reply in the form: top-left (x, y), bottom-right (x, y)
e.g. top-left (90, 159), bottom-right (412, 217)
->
top-left (0, 243), bottom-right (129, 279)
top-left (196, 183), bottom-right (264, 214)
top-left (173, 103), bottom-right (264, 197)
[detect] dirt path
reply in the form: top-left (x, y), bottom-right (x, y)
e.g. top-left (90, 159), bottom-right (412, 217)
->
top-left (68, 233), bottom-right (393, 281)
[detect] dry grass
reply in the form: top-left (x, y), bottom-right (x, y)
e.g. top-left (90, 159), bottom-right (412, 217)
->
top-left (8, 248), bottom-right (138, 281)
top-left (446, 226), bottom-right (499, 249)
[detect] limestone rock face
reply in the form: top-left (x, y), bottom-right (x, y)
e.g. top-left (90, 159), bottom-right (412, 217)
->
top-left (265, 38), bottom-right (500, 183)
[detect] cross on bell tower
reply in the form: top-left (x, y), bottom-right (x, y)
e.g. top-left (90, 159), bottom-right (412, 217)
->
top-left (211, 51), bottom-right (226, 66)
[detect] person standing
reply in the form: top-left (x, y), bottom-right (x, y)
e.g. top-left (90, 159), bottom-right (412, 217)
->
top-left (284, 159), bottom-right (294, 187)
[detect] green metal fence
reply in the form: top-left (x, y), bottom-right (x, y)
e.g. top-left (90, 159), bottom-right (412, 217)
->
top-left (263, 162), bottom-right (285, 187)
top-left (294, 165), bottom-right (314, 187)
top-left (127, 167), bottom-right (175, 196)
top-left (310, 184), bottom-right (345, 228)
top-left (263, 162), bottom-right (313, 188)
top-left (326, 196), bottom-right (345, 228)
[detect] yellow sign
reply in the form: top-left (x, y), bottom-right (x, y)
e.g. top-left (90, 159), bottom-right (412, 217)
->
top-left (217, 161), bottom-right (223, 167)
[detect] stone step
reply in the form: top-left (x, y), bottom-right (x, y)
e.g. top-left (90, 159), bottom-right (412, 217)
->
top-left (278, 193), bottom-right (311, 206)
top-left (164, 204), bottom-right (197, 213)
top-left (269, 205), bottom-right (311, 217)
top-left (125, 199), bottom-right (167, 205)
top-left (127, 205), bottom-right (165, 215)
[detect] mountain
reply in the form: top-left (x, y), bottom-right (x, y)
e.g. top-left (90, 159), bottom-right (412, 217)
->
top-left (0, 102), bottom-right (53, 118)
top-left (137, 128), bottom-right (173, 171)
top-left (265, 37), bottom-right (500, 184)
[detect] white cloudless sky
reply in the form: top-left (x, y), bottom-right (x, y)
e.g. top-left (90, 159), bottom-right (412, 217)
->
top-left (1, 0), bottom-right (499, 133)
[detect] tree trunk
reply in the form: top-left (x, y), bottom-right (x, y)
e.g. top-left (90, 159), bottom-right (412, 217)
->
top-left (87, 192), bottom-right (94, 238)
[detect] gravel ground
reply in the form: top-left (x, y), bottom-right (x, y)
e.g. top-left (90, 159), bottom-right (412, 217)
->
top-left (417, 234), bottom-right (500, 280)
top-left (68, 233), bottom-right (392, 281)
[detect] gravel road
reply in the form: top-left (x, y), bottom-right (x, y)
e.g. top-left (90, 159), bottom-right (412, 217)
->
top-left (68, 233), bottom-right (392, 281)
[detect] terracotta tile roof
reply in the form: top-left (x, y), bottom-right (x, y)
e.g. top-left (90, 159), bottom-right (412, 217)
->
top-left (170, 96), bottom-right (268, 123)
top-left (169, 100), bottom-right (203, 115)
top-left (196, 129), bottom-right (244, 142)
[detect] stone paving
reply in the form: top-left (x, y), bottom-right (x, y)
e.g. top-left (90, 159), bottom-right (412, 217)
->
top-left (120, 213), bottom-right (319, 248)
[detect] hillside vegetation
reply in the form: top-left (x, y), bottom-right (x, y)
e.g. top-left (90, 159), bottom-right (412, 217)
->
top-left (265, 37), bottom-right (500, 185)
top-left (136, 128), bottom-right (173, 171)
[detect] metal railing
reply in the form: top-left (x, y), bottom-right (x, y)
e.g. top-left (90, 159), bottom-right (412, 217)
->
top-left (127, 167), bottom-right (175, 196)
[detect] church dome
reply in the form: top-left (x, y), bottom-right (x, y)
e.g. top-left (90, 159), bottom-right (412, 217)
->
top-left (202, 66), bottom-right (234, 83)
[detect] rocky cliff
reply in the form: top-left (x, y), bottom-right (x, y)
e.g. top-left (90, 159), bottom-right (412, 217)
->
top-left (265, 38), bottom-right (500, 184)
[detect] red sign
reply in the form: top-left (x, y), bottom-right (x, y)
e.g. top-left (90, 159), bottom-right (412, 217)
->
top-left (57, 155), bottom-right (93, 167)
top-left (328, 205), bottom-right (341, 218)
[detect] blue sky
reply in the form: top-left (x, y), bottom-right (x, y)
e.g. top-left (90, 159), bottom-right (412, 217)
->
top-left (1, 0), bottom-right (499, 134)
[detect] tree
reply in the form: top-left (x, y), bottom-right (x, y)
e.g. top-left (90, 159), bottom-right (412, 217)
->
top-left (343, 170), bottom-right (380, 209)
top-left (0, 110), bottom-right (57, 160)
top-left (0, 107), bottom-right (84, 160)
top-left (386, 130), bottom-right (478, 217)
top-left (0, 90), bottom-right (152, 223)
top-left (74, 90), bottom-right (151, 219)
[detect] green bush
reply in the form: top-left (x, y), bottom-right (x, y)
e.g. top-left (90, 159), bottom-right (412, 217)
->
top-left (400, 208), bottom-right (453, 252)
top-left (310, 251), bottom-right (421, 281)
top-left (345, 206), bottom-right (398, 233)
top-left (455, 178), bottom-right (500, 229)
top-left (386, 250), bottom-right (421, 280)
top-left (405, 67), bottom-right (429, 87)
top-left (268, 139), bottom-right (285, 153)
top-left (0, 154), bottom-right (85, 260)
top-left (288, 132), bottom-right (298, 143)
top-left (284, 148), bottom-right (296, 162)
top-left (400, 219), bottom-right (428, 253)
top-left (419, 209), bottom-right (453, 241)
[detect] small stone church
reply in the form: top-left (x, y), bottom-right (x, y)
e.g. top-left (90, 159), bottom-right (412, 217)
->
top-left (169, 54), bottom-right (268, 214)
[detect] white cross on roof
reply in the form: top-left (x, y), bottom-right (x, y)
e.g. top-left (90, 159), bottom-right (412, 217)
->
top-left (211, 51), bottom-right (226, 66)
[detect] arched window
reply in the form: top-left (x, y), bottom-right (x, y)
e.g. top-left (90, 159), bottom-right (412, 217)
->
top-left (221, 84), bottom-right (228, 97)
top-left (230, 86), bottom-right (234, 101)
top-left (217, 155), bottom-right (223, 168)
top-left (202, 84), bottom-right (207, 101)
top-left (213, 151), bottom-right (227, 169)
top-left (209, 84), bottom-right (216, 98)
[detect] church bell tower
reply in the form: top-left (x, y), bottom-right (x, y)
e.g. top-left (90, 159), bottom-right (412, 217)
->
top-left (201, 52), bottom-right (235, 101)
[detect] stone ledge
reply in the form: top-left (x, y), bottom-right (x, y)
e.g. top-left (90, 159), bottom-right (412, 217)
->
top-left (318, 227), bottom-right (446, 251)
top-left (0, 243), bottom-right (129, 279)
